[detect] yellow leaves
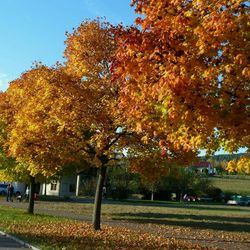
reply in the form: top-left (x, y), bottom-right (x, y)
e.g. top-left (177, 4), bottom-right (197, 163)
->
top-left (65, 19), bottom-right (116, 81)
top-left (225, 64), bottom-right (234, 74)
top-left (242, 67), bottom-right (250, 78)
top-left (235, 54), bottom-right (248, 66)
top-left (226, 156), bottom-right (250, 174)
top-left (184, 10), bottom-right (193, 18)
top-left (141, 135), bottom-right (149, 144)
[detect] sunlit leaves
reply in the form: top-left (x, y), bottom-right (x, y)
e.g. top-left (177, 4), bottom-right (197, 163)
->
top-left (226, 156), bottom-right (250, 174)
top-left (115, 0), bottom-right (250, 154)
top-left (1, 66), bottom-right (87, 176)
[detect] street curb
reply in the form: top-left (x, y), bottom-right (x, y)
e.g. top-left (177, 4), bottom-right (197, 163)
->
top-left (0, 230), bottom-right (40, 250)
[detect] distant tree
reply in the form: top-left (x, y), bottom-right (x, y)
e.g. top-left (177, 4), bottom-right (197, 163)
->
top-left (138, 165), bottom-right (213, 202)
top-left (226, 155), bottom-right (250, 174)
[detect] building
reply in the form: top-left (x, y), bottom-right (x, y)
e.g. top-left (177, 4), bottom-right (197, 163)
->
top-left (40, 175), bottom-right (77, 197)
top-left (191, 161), bottom-right (216, 175)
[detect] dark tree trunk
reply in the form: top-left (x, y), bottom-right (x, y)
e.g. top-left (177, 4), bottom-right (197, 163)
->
top-left (44, 181), bottom-right (47, 196)
top-left (92, 166), bottom-right (107, 230)
top-left (28, 176), bottom-right (36, 214)
top-left (176, 191), bottom-right (181, 202)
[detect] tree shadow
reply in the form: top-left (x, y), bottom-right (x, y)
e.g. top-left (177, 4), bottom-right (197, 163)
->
top-left (71, 198), bottom-right (250, 213)
top-left (112, 212), bottom-right (250, 233)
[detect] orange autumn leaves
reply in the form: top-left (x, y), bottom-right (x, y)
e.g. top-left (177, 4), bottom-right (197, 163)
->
top-left (1, 219), bottom-right (214, 249)
top-left (115, 0), bottom-right (249, 155)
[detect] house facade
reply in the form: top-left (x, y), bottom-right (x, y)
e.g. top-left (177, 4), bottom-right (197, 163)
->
top-left (40, 175), bottom-right (78, 197)
top-left (191, 161), bottom-right (216, 175)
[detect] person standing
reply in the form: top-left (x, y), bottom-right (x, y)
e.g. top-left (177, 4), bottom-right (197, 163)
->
top-left (6, 184), bottom-right (14, 202)
top-left (25, 186), bottom-right (30, 201)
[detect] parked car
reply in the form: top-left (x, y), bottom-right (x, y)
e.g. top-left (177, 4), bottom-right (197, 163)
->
top-left (0, 183), bottom-right (23, 196)
top-left (237, 196), bottom-right (250, 206)
top-left (0, 183), bottom-right (8, 195)
top-left (227, 195), bottom-right (242, 205)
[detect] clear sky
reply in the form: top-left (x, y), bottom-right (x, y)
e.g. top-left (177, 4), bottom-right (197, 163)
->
top-left (0, 0), bottom-right (137, 91)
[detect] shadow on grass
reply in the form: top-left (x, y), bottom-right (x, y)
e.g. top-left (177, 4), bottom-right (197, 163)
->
top-left (112, 212), bottom-right (250, 233)
top-left (71, 198), bottom-right (250, 213)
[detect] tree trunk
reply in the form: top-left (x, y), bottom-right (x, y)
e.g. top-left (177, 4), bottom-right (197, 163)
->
top-left (28, 176), bottom-right (35, 214)
top-left (176, 191), bottom-right (181, 202)
top-left (76, 174), bottom-right (81, 197)
top-left (92, 166), bottom-right (107, 230)
top-left (151, 191), bottom-right (154, 201)
top-left (44, 181), bottom-right (47, 196)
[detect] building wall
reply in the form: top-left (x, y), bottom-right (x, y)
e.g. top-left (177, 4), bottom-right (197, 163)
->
top-left (40, 175), bottom-right (77, 197)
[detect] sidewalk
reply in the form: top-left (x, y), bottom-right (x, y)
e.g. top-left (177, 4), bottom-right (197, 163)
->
top-left (0, 231), bottom-right (34, 250)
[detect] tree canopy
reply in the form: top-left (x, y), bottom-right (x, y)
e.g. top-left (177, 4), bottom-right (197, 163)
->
top-left (114, 0), bottom-right (249, 155)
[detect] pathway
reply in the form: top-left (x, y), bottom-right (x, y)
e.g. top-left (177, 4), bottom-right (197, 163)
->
top-left (0, 231), bottom-right (34, 250)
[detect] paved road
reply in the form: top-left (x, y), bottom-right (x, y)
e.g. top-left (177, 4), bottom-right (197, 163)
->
top-left (0, 231), bottom-right (31, 249)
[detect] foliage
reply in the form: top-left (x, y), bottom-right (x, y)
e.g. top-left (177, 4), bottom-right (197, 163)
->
top-left (107, 165), bottom-right (133, 200)
top-left (79, 177), bottom-right (97, 197)
top-left (0, 66), bottom-right (86, 177)
top-left (114, 0), bottom-right (250, 155)
top-left (39, 195), bottom-right (71, 202)
top-left (203, 187), bottom-right (223, 201)
top-left (141, 167), bottom-right (212, 201)
top-left (226, 155), bottom-right (250, 174)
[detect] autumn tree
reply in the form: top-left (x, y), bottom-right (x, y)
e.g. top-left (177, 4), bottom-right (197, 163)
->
top-left (63, 19), bottom-right (144, 230)
top-left (0, 67), bottom-right (88, 213)
top-left (128, 136), bottom-right (197, 200)
top-left (1, 19), bottom-right (143, 230)
top-left (64, 18), bottom-right (195, 229)
top-left (114, 0), bottom-right (250, 155)
top-left (226, 155), bottom-right (250, 174)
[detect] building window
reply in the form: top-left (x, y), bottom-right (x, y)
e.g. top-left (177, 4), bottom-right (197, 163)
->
top-left (50, 180), bottom-right (57, 191)
top-left (69, 184), bottom-right (76, 193)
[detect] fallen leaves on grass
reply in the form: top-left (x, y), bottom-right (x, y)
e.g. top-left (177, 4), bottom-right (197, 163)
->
top-left (1, 219), bottom-right (217, 250)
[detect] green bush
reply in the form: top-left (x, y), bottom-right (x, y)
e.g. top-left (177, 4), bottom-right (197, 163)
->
top-left (203, 187), bottom-right (223, 201)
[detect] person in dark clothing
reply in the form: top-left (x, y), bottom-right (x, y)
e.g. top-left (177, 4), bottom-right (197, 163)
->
top-left (6, 184), bottom-right (14, 202)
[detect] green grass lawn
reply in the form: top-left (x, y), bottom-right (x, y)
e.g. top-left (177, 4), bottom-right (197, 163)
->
top-left (1, 198), bottom-right (249, 249)
top-left (210, 175), bottom-right (250, 195)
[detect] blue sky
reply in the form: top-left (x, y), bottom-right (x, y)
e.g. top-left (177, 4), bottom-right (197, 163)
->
top-left (0, 0), bottom-right (136, 91)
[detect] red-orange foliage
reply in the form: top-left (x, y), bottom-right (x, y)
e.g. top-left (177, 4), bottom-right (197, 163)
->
top-left (114, 0), bottom-right (250, 154)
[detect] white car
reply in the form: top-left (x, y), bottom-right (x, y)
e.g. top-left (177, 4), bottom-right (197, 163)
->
top-left (227, 199), bottom-right (238, 205)
top-left (227, 195), bottom-right (242, 205)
